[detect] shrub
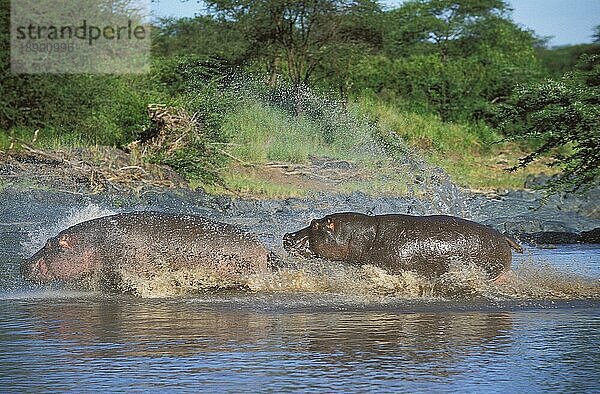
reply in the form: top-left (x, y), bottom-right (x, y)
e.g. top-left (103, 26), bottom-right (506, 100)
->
top-left (496, 54), bottom-right (600, 193)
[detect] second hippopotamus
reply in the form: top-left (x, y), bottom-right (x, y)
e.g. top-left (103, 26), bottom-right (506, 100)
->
top-left (283, 212), bottom-right (523, 280)
top-left (22, 211), bottom-right (272, 289)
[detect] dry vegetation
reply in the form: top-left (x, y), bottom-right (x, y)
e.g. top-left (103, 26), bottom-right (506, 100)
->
top-left (0, 140), bottom-right (185, 196)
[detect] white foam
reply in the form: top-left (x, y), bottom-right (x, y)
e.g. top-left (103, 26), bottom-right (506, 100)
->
top-left (21, 203), bottom-right (117, 257)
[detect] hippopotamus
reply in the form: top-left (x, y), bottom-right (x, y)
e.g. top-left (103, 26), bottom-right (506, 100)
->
top-left (21, 212), bottom-right (272, 288)
top-left (283, 212), bottom-right (523, 280)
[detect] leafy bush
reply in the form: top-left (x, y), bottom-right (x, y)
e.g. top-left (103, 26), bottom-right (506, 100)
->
top-left (139, 56), bottom-right (236, 184)
top-left (497, 54), bottom-right (600, 193)
top-left (347, 0), bottom-right (543, 123)
top-left (349, 50), bottom-right (541, 123)
top-left (0, 74), bottom-right (154, 146)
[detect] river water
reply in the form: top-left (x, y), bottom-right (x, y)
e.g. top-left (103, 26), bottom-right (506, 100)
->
top-left (1, 243), bottom-right (598, 392)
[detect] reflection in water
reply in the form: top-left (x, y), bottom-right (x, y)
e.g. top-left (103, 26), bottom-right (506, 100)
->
top-left (0, 296), bottom-right (598, 392)
top-left (1, 246), bottom-right (599, 391)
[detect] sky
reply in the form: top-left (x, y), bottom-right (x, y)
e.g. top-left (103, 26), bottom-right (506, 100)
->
top-left (151, 0), bottom-right (600, 47)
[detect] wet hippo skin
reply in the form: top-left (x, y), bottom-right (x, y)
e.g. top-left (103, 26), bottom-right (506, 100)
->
top-left (22, 211), bottom-right (272, 286)
top-left (283, 212), bottom-right (523, 280)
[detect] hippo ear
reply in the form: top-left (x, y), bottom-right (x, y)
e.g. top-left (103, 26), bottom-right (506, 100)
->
top-left (311, 220), bottom-right (320, 229)
top-left (58, 234), bottom-right (75, 249)
top-left (325, 218), bottom-right (335, 232)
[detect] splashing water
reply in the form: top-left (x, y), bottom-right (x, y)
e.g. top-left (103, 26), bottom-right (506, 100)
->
top-left (9, 249), bottom-right (600, 301)
top-left (20, 203), bottom-right (117, 258)
top-left (214, 73), bottom-right (471, 217)
top-left (116, 263), bottom-right (255, 298)
top-left (10, 205), bottom-right (600, 301)
top-left (7, 74), bottom-right (598, 302)
top-left (502, 257), bottom-right (600, 300)
top-left (241, 254), bottom-right (600, 302)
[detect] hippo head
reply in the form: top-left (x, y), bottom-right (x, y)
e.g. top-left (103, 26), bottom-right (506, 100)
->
top-left (21, 231), bottom-right (98, 283)
top-left (283, 213), bottom-right (376, 261)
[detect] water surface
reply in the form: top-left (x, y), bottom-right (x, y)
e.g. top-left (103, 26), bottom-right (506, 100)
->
top-left (1, 243), bottom-right (599, 392)
top-left (0, 294), bottom-right (598, 392)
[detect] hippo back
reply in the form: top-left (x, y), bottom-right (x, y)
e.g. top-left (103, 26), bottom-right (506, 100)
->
top-left (22, 212), bottom-right (271, 284)
top-left (369, 214), bottom-right (512, 277)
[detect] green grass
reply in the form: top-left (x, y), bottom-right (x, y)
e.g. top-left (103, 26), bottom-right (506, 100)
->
top-left (350, 97), bottom-right (548, 190)
top-left (0, 127), bottom-right (98, 150)
top-left (200, 170), bottom-right (307, 198)
top-left (221, 100), bottom-right (378, 165)
top-left (221, 102), bottom-right (328, 163)
top-left (2, 86), bottom-right (551, 196)
top-left (212, 95), bottom-right (549, 195)
top-left (353, 96), bottom-right (499, 154)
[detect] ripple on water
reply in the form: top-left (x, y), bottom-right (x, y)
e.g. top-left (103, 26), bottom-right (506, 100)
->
top-left (0, 294), bottom-right (598, 392)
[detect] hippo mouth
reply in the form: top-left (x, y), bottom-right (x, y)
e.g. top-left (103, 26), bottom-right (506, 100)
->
top-left (283, 232), bottom-right (314, 258)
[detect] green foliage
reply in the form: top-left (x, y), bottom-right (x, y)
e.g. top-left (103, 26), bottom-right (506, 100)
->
top-left (350, 52), bottom-right (539, 122)
top-left (0, 0), bottom-right (155, 143)
top-left (152, 146), bottom-right (227, 185)
top-left (0, 72), bottom-right (153, 146)
top-left (149, 0), bottom-right (545, 124)
top-left (202, 0), bottom-right (382, 86)
top-left (497, 54), bottom-right (600, 193)
top-left (0, 0), bottom-right (156, 145)
top-left (221, 81), bottom-right (377, 164)
top-left (68, 76), bottom-right (155, 145)
top-left (536, 43), bottom-right (600, 78)
top-left (383, 0), bottom-right (510, 59)
top-left (349, 0), bottom-right (542, 122)
top-left (222, 101), bottom-right (330, 163)
top-left (152, 16), bottom-right (248, 62)
top-left (138, 56), bottom-right (238, 184)
top-left (355, 96), bottom-right (499, 153)
top-left (2, 0), bottom-right (594, 192)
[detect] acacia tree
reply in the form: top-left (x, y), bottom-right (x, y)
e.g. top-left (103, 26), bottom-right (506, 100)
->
top-left (384, 0), bottom-right (510, 61)
top-left (201, 0), bottom-right (380, 87)
top-left (152, 16), bottom-right (248, 62)
top-left (497, 54), bottom-right (600, 194)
